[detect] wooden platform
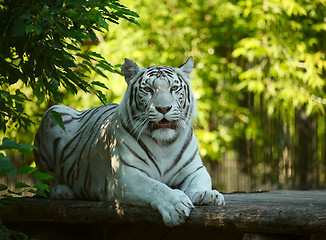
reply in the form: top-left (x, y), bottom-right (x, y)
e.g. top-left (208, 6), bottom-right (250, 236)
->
top-left (1, 190), bottom-right (325, 239)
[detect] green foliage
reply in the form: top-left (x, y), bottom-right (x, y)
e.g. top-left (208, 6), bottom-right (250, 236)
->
top-left (49, 110), bottom-right (65, 131)
top-left (0, 0), bottom-right (139, 133)
top-left (0, 138), bottom-right (52, 199)
top-left (0, 1), bottom-right (138, 237)
top-left (0, 219), bottom-right (29, 240)
top-left (88, 0), bottom-right (326, 165)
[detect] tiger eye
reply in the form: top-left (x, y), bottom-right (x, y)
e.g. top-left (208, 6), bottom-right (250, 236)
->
top-left (144, 87), bottom-right (152, 93)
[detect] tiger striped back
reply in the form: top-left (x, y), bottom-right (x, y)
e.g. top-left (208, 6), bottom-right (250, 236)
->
top-left (34, 104), bottom-right (118, 200)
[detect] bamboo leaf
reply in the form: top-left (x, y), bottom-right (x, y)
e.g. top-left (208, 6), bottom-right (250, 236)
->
top-left (49, 110), bottom-right (65, 131)
top-left (15, 182), bottom-right (30, 189)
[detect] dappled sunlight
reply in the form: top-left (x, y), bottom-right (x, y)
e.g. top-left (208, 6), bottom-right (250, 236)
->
top-left (114, 199), bottom-right (125, 217)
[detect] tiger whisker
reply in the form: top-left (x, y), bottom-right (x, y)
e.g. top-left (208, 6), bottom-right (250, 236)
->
top-left (126, 112), bottom-right (148, 135)
top-left (191, 119), bottom-right (202, 129)
top-left (175, 119), bottom-right (187, 130)
top-left (129, 118), bottom-right (145, 136)
top-left (126, 112), bottom-right (146, 124)
top-left (192, 116), bottom-right (208, 129)
top-left (135, 118), bottom-right (149, 141)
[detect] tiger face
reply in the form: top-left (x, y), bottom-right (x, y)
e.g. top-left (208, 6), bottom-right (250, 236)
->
top-left (121, 57), bottom-right (195, 143)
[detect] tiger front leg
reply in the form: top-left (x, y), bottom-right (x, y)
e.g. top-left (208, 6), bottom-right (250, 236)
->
top-left (182, 167), bottom-right (225, 206)
top-left (114, 169), bottom-right (194, 227)
top-left (151, 187), bottom-right (195, 226)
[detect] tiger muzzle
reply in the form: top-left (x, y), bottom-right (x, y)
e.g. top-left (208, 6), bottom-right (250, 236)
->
top-left (152, 118), bottom-right (176, 129)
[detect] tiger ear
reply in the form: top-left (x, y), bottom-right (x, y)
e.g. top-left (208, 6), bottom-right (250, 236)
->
top-left (178, 56), bottom-right (194, 75)
top-left (121, 58), bottom-right (140, 83)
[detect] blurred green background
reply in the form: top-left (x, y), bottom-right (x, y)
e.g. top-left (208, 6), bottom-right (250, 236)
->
top-left (1, 0), bottom-right (326, 193)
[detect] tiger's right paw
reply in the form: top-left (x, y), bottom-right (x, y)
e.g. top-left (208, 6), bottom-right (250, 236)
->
top-left (49, 184), bottom-right (75, 200)
top-left (153, 189), bottom-right (195, 227)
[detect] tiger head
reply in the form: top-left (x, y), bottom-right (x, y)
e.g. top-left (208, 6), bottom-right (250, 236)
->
top-left (120, 57), bottom-right (196, 143)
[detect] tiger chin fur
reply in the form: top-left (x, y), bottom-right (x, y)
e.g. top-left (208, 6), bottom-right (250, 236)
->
top-left (34, 57), bottom-right (225, 226)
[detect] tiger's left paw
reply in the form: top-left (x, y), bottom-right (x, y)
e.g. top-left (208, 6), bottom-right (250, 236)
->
top-left (49, 184), bottom-right (75, 200)
top-left (191, 190), bottom-right (225, 206)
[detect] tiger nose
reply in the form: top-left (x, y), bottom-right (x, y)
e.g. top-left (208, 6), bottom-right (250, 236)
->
top-left (155, 106), bottom-right (172, 114)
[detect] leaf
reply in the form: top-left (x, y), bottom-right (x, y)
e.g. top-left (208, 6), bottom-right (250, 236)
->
top-left (89, 29), bottom-right (97, 42)
top-left (76, 53), bottom-right (92, 61)
top-left (0, 184), bottom-right (8, 191)
top-left (15, 182), bottom-right (30, 189)
top-left (42, 5), bottom-right (50, 15)
top-left (88, 51), bottom-right (105, 60)
top-left (25, 24), bottom-right (35, 34)
top-left (28, 189), bottom-right (48, 198)
top-left (50, 78), bottom-right (60, 90)
top-left (0, 138), bottom-right (36, 154)
top-left (16, 102), bottom-right (23, 113)
top-left (98, 15), bottom-right (108, 30)
top-left (35, 25), bottom-right (43, 35)
top-left (17, 166), bottom-right (34, 174)
top-left (96, 90), bottom-right (107, 104)
top-left (93, 66), bottom-right (108, 78)
top-left (91, 81), bottom-right (109, 90)
top-left (0, 194), bottom-right (18, 200)
top-left (8, 189), bottom-right (23, 196)
top-left (34, 178), bottom-right (50, 191)
top-left (0, 152), bottom-right (17, 176)
top-left (32, 171), bottom-right (54, 181)
top-left (49, 110), bottom-right (65, 131)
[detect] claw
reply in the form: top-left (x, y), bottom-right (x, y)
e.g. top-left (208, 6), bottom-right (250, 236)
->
top-left (182, 200), bottom-right (195, 209)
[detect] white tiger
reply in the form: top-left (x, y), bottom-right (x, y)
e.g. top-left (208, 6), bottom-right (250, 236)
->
top-left (34, 57), bottom-right (225, 226)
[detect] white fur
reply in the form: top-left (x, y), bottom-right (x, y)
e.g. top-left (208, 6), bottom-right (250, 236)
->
top-left (34, 57), bottom-right (225, 227)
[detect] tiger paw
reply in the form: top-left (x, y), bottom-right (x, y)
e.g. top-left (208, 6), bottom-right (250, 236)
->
top-left (153, 189), bottom-right (195, 227)
top-left (49, 184), bottom-right (75, 200)
top-left (191, 190), bottom-right (225, 206)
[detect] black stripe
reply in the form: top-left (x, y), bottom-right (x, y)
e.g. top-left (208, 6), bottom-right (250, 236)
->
top-left (65, 145), bottom-right (82, 184)
top-left (120, 156), bottom-right (151, 177)
top-left (122, 141), bottom-right (150, 166)
top-left (121, 120), bottom-right (161, 177)
top-left (78, 109), bottom-right (94, 122)
top-left (186, 84), bottom-right (191, 104)
top-left (84, 155), bottom-right (92, 197)
top-left (60, 131), bottom-right (83, 165)
top-left (53, 137), bottom-right (61, 165)
top-left (78, 105), bottom-right (104, 123)
top-left (174, 165), bottom-right (204, 190)
top-left (74, 107), bottom-right (115, 179)
top-left (64, 105), bottom-right (117, 183)
top-left (134, 87), bottom-right (142, 112)
top-left (59, 112), bottom-right (80, 125)
top-left (135, 139), bottom-right (161, 176)
top-left (164, 130), bottom-right (193, 175)
top-left (185, 99), bottom-right (193, 121)
top-left (81, 105), bottom-right (117, 196)
top-left (175, 148), bottom-right (199, 175)
top-left (104, 176), bottom-right (109, 199)
top-left (40, 152), bottom-right (54, 172)
top-left (90, 106), bottom-right (117, 141)
top-left (130, 72), bottom-right (144, 107)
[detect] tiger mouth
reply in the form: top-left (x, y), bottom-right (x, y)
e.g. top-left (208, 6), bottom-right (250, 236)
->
top-left (152, 119), bottom-right (176, 130)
